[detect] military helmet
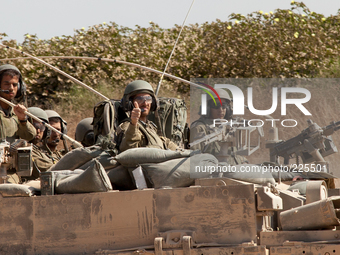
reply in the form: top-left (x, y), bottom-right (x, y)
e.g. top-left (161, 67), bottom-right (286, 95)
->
top-left (75, 117), bottom-right (95, 146)
top-left (121, 80), bottom-right (157, 111)
top-left (27, 107), bottom-right (49, 123)
top-left (0, 64), bottom-right (26, 99)
top-left (45, 110), bottom-right (68, 135)
top-left (205, 88), bottom-right (233, 120)
top-left (210, 88), bottom-right (231, 102)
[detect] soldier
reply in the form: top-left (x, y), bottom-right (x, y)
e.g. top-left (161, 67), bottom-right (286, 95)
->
top-left (27, 107), bottom-right (55, 179)
top-left (117, 80), bottom-right (179, 152)
top-left (0, 64), bottom-right (36, 143)
top-left (42, 110), bottom-right (68, 163)
top-left (75, 117), bottom-right (95, 147)
top-left (190, 88), bottom-right (248, 165)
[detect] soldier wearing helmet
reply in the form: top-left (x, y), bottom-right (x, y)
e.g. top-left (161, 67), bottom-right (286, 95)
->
top-left (41, 110), bottom-right (68, 163)
top-left (75, 117), bottom-right (95, 147)
top-left (190, 88), bottom-right (248, 165)
top-left (117, 80), bottom-right (179, 152)
top-left (27, 107), bottom-right (55, 179)
top-left (0, 64), bottom-right (36, 143)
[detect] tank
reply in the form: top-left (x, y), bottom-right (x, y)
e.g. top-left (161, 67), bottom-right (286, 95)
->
top-left (1, 120), bottom-right (340, 255)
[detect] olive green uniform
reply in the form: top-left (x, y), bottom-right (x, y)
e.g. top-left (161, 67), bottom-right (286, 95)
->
top-left (30, 144), bottom-right (56, 179)
top-left (40, 143), bottom-right (63, 164)
top-left (118, 120), bottom-right (178, 152)
top-left (0, 105), bottom-right (36, 143)
top-left (190, 117), bottom-right (247, 165)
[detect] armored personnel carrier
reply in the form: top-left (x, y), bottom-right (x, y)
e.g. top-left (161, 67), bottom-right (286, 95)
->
top-left (1, 117), bottom-right (340, 255)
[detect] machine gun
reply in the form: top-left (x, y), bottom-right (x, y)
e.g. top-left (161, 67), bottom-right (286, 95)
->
top-left (189, 119), bottom-right (264, 161)
top-left (270, 119), bottom-right (340, 171)
top-left (0, 140), bottom-right (33, 183)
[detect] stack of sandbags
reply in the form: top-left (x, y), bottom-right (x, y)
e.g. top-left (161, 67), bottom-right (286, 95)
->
top-left (219, 162), bottom-right (276, 185)
top-left (53, 159), bottom-right (112, 194)
top-left (113, 148), bottom-right (217, 189)
top-left (49, 145), bottom-right (118, 171)
top-left (114, 148), bottom-right (193, 167)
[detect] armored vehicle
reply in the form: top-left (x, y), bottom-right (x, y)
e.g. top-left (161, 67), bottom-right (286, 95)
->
top-left (1, 117), bottom-right (340, 255)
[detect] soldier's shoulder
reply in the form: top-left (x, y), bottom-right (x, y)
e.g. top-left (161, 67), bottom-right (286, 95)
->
top-left (145, 120), bottom-right (158, 131)
top-left (116, 120), bottom-right (130, 134)
top-left (191, 118), bottom-right (208, 128)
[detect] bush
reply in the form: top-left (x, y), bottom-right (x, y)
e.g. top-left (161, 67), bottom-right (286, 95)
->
top-left (0, 1), bottom-right (340, 106)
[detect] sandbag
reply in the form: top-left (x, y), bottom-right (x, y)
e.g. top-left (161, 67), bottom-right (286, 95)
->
top-left (115, 148), bottom-right (194, 167)
top-left (78, 153), bottom-right (119, 170)
top-left (0, 183), bottom-right (38, 197)
top-left (49, 145), bottom-right (104, 171)
top-left (52, 170), bottom-right (85, 183)
top-left (55, 159), bottom-right (112, 194)
top-left (24, 180), bottom-right (41, 190)
top-left (141, 153), bottom-right (217, 188)
top-left (107, 164), bottom-right (136, 190)
top-left (218, 163), bottom-right (276, 185)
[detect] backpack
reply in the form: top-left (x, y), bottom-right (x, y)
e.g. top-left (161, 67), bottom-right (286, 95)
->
top-left (148, 97), bottom-right (190, 149)
top-left (92, 97), bottom-right (190, 150)
top-left (92, 99), bottom-right (128, 150)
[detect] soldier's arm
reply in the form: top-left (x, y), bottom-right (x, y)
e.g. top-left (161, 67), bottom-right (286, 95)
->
top-left (14, 104), bottom-right (36, 141)
top-left (16, 119), bottom-right (36, 141)
top-left (189, 123), bottom-right (208, 151)
top-left (31, 147), bottom-right (54, 178)
top-left (118, 121), bottom-right (143, 152)
top-left (161, 137), bottom-right (179, 151)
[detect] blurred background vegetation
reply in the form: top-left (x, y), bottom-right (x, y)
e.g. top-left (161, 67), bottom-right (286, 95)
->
top-left (0, 1), bottom-right (339, 110)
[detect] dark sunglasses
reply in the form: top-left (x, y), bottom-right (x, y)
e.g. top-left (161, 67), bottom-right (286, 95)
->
top-left (33, 122), bottom-right (46, 132)
top-left (209, 103), bottom-right (229, 109)
top-left (134, 95), bottom-right (153, 104)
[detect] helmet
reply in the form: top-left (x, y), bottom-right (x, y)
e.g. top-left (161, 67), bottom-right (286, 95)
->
top-left (45, 110), bottom-right (67, 135)
top-left (27, 107), bottom-right (49, 123)
top-left (75, 117), bottom-right (95, 146)
top-left (121, 80), bottom-right (157, 111)
top-left (210, 88), bottom-right (231, 102)
top-left (0, 64), bottom-right (26, 99)
top-left (205, 88), bottom-right (233, 120)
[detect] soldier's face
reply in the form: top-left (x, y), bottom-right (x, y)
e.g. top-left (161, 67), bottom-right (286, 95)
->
top-left (0, 75), bottom-right (18, 101)
top-left (133, 93), bottom-right (152, 117)
top-left (32, 119), bottom-right (45, 144)
top-left (209, 99), bottom-right (229, 119)
top-left (47, 120), bottom-right (61, 146)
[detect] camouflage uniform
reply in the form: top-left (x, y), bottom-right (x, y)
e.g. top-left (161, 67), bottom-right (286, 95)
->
top-left (190, 117), bottom-right (247, 165)
top-left (0, 104), bottom-right (36, 143)
top-left (118, 120), bottom-right (178, 152)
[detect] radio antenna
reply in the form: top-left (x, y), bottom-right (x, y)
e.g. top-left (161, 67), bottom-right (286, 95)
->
top-left (155, 0), bottom-right (196, 96)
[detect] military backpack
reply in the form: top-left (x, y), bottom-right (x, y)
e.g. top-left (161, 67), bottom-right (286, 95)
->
top-left (92, 99), bottom-right (128, 149)
top-left (148, 97), bottom-right (190, 149)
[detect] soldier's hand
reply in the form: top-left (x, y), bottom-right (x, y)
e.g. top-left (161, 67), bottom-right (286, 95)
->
top-left (130, 101), bottom-right (141, 126)
top-left (14, 104), bottom-right (27, 122)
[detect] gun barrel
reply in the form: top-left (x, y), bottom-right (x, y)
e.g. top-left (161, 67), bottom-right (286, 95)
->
top-left (323, 120), bottom-right (340, 136)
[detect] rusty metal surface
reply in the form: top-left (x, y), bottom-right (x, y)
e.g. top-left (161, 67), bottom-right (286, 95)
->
top-left (260, 230), bottom-right (340, 247)
top-left (270, 243), bottom-right (340, 255)
top-left (0, 184), bottom-right (257, 255)
top-left (97, 245), bottom-right (268, 255)
top-left (280, 196), bottom-right (340, 231)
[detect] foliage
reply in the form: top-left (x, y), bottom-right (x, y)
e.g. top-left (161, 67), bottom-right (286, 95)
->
top-left (1, 1), bottom-right (340, 106)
